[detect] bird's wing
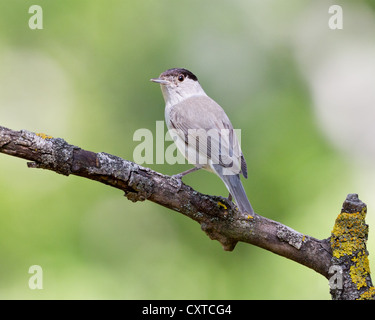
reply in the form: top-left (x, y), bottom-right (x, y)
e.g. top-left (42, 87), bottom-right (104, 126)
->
top-left (167, 95), bottom-right (247, 176)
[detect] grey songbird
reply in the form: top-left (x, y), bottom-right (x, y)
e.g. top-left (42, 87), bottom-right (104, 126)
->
top-left (151, 68), bottom-right (254, 215)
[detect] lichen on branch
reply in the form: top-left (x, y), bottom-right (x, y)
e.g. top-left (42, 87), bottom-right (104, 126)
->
top-left (330, 194), bottom-right (375, 300)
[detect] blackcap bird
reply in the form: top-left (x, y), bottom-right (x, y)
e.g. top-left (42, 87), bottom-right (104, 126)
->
top-left (151, 68), bottom-right (254, 215)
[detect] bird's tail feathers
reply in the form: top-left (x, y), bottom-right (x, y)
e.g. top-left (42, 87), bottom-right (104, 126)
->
top-left (213, 165), bottom-right (254, 215)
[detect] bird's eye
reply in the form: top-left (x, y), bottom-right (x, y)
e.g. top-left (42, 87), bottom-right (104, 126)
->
top-left (178, 74), bottom-right (185, 82)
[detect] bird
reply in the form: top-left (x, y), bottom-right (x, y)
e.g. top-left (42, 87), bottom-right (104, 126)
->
top-left (150, 68), bottom-right (254, 215)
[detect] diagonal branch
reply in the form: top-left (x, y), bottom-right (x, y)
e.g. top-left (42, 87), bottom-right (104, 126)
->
top-left (0, 125), bottom-right (333, 278)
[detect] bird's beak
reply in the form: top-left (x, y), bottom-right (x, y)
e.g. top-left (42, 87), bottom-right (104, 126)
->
top-left (150, 78), bottom-right (170, 85)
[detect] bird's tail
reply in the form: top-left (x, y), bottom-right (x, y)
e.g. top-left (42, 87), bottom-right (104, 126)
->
top-left (214, 166), bottom-right (254, 215)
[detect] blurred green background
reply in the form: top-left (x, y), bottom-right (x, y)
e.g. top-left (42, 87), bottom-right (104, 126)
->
top-left (1, 0), bottom-right (375, 299)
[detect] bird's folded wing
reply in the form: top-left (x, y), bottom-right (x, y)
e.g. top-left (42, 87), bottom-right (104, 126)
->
top-left (168, 95), bottom-right (247, 176)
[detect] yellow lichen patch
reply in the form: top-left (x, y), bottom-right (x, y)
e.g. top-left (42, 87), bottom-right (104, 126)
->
top-left (350, 251), bottom-right (370, 290)
top-left (217, 202), bottom-right (227, 210)
top-left (246, 214), bottom-right (253, 220)
top-left (331, 208), bottom-right (367, 259)
top-left (331, 206), bottom-right (373, 295)
top-left (331, 239), bottom-right (361, 259)
top-left (36, 132), bottom-right (53, 139)
top-left (358, 286), bottom-right (375, 300)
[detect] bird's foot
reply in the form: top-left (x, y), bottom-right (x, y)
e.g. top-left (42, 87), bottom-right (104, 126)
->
top-left (169, 167), bottom-right (202, 191)
top-left (170, 174), bottom-right (183, 191)
top-left (172, 173), bottom-right (184, 180)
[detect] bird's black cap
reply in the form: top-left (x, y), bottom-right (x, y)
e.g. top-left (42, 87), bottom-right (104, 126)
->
top-left (160, 68), bottom-right (198, 81)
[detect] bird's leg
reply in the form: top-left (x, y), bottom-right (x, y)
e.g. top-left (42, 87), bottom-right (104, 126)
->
top-left (170, 167), bottom-right (201, 191)
top-left (172, 166), bottom-right (201, 180)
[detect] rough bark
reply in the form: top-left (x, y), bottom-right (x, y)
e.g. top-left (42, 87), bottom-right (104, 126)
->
top-left (0, 125), bottom-right (373, 299)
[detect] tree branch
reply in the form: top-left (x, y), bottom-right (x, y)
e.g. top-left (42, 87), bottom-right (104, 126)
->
top-left (1, 125), bottom-right (373, 300)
